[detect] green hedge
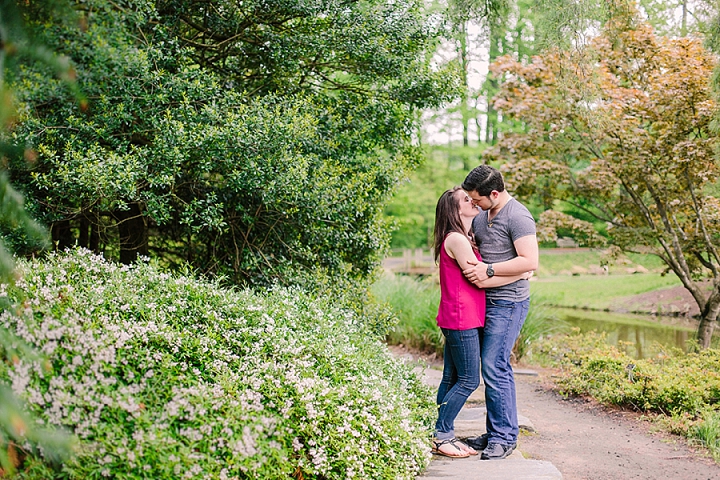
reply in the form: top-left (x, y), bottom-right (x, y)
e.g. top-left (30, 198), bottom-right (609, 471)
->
top-left (1, 249), bottom-right (434, 479)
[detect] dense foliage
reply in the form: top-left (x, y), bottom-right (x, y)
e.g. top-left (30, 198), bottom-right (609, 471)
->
top-left (486, 5), bottom-right (720, 347)
top-left (6, 0), bottom-right (456, 286)
top-left (1, 249), bottom-right (435, 479)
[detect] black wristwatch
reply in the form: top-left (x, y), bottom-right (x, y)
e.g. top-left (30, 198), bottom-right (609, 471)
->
top-left (486, 264), bottom-right (495, 278)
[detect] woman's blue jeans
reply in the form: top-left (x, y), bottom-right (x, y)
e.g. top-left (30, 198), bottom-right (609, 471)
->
top-left (435, 327), bottom-right (481, 440)
top-left (481, 297), bottom-right (530, 445)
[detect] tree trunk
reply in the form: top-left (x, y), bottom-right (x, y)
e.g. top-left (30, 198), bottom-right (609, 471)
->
top-left (51, 219), bottom-right (74, 251)
top-left (458, 21), bottom-right (470, 147)
top-left (681, 0), bottom-right (688, 36)
top-left (483, 20), bottom-right (501, 145)
top-left (697, 291), bottom-right (720, 349)
top-left (486, 113), bottom-right (496, 144)
top-left (78, 212), bottom-right (102, 253)
top-left (78, 215), bottom-right (90, 249)
top-left (114, 203), bottom-right (148, 264)
top-left (89, 215), bottom-right (100, 253)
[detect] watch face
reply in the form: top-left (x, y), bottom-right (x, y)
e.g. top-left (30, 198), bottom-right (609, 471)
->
top-left (487, 265), bottom-right (494, 277)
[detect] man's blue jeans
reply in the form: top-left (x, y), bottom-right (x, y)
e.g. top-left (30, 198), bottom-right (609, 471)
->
top-left (435, 327), bottom-right (481, 440)
top-left (481, 297), bottom-right (530, 445)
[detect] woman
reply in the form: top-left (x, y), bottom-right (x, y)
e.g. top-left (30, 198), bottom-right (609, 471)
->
top-left (431, 187), bottom-right (529, 458)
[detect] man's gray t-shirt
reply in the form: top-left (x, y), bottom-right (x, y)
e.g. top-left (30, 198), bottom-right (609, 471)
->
top-left (471, 197), bottom-right (536, 302)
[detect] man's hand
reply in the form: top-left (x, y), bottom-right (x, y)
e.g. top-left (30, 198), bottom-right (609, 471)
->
top-left (463, 260), bottom-right (488, 284)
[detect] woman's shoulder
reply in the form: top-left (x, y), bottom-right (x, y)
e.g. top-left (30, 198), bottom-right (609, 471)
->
top-left (444, 231), bottom-right (470, 243)
top-left (443, 232), bottom-right (472, 251)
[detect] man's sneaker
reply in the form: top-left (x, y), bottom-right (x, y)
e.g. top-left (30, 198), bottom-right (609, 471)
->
top-left (464, 433), bottom-right (490, 451)
top-left (480, 442), bottom-right (516, 460)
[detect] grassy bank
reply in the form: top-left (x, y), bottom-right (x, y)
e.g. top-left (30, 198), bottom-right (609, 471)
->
top-left (535, 249), bottom-right (667, 277)
top-left (531, 274), bottom-right (682, 312)
top-left (532, 249), bottom-right (683, 312)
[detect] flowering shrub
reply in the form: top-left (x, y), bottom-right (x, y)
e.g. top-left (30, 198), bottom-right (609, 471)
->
top-left (1, 249), bottom-right (434, 479)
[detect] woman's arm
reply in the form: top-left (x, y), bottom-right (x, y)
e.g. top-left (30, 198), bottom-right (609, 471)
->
top-left (463, 234), bottom-right (539, 284)
top-left (445, 232), bottom-right (531, 289)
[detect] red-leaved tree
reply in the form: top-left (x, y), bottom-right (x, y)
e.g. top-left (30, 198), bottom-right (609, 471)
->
top-left (487, 6), bottom-right (720, 347)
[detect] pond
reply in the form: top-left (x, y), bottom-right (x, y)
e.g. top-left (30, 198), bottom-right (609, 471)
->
top-left (553, 307), bottom-right (718, 359)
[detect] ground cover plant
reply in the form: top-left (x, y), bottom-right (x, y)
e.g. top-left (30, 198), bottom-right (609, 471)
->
top-left (0, 249), bottom-right (435, 479)
top-left (532, 331), bottom-right (720, 460)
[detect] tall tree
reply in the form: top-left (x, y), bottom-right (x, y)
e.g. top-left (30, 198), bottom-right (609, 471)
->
top-left (486, 7), bottom-right (720, 347)
top-left (8, 0), bottom-right (454, 286)
top-left (639, 0), bottom-right (716, 36)
top-left (533, 0), bottom-right (716, 46)
top-left (479, 0), bottom-right (537, 145)
top-left (428, 0), bottom-right (537, 150)
top-left (423, 0), bottom-right (508, 152)
top-left (443, 0), bottom-right (508, 149)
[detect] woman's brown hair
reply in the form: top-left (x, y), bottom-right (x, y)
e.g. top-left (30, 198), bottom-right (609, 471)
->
top-left (433, 187), bottom-right (469, 263)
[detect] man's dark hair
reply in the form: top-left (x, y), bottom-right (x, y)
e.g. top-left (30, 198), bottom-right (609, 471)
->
top-left (461, 164), bottom-right (505, 196)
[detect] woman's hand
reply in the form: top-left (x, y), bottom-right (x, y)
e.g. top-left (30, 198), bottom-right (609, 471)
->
top-left (524, 271), bottom-right (534, 280)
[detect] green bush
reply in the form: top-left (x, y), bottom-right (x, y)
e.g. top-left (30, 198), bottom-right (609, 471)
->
top-left (1, 249), bottom-right (434, 479)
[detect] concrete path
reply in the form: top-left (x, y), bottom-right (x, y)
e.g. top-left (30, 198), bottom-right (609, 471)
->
top-left (414, 363), bottom-right (563, 479)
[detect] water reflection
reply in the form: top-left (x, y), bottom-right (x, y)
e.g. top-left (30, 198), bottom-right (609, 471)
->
top-left (555, 308), bottom-right (711, 359)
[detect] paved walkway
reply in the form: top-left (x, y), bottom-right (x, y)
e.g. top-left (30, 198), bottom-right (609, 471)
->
top-left (414, 362), bottom-right (563, 479)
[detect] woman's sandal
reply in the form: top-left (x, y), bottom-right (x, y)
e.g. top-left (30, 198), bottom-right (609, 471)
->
top-left (431, 437), bottom-right (473, 458)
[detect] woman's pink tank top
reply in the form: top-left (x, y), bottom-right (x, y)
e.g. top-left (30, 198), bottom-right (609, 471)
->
top-left (436, 238), bottom-right (486, 330)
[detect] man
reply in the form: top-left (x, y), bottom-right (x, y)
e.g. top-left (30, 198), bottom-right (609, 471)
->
top-left (461, 164), bottom-right (538, 460)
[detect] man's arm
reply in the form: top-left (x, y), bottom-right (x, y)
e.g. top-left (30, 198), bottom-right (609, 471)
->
top-left (463, 234), bottom-right (539, 285)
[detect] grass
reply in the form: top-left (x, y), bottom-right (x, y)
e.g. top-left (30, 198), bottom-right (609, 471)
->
top-left (536, 249), bottom-right (667, 276)
top-left (531, 274), bottom-right (682, 311)
top-left (372, 273), bottom-right (443, 356)
top-left (371, 273), bottom-right (561, 361)
top-left (691, 411), bottom-right (720, 461)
